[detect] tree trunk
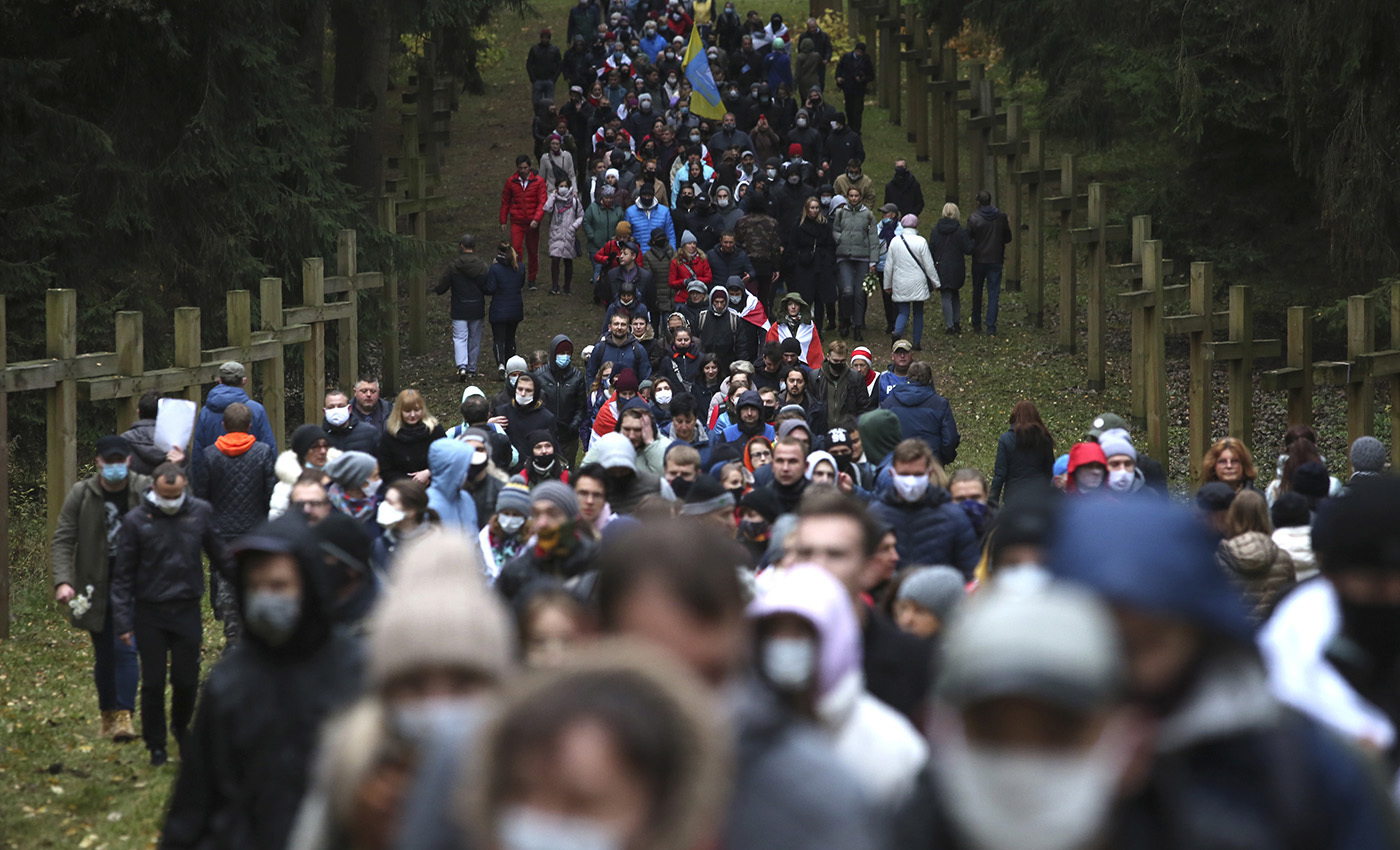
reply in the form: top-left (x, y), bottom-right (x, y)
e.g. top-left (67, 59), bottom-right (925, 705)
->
top-left (292, 0), bottom-right (328, 103)
top-left (331, 0), bottom-right (390, 208)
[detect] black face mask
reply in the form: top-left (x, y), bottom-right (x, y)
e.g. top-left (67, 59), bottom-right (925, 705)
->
top-left (670, 476), bottom-right (694, 499)
top-left (763, 406), bottom-right (778, 423)
top-left (532, 454), bottom-right (555, 470)
top-left (1338, 597), bottom-right (1400, 671)
top-left (738, 518), bottom-right (769, 542)
top-left (832, 453), bottom-right (853, 473)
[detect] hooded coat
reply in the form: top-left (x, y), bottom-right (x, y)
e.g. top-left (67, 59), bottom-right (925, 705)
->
top-left (433, 252), bottom-right (491, 321)
top-left (426, 439), bottom-right (480, 534)
top-left (534, 335), bottom-right (588, 437)
top-left (120, 418), bottom-right (168, 475)
top-left (543, 187), bottom-right (585, 258)
top-left (929, 216), bottom-right (973, 291)
top-left (162, 517), bottom-right (364, 850)
top-left (879, 382), bottom-right (959, 465)
top-left (868, 474), bottom-right (980, 576)
top-left (502, 393), bottom-right (558, 459)
top-left (193, 384), bottom-right (278, 477)
top-left (793, 39), bottom-right (823, 96)
top-left (786, 215), bottom-right (838, 304)
top-left (696, 285), bottom-right (759, 369)
top-left (1217, 531), bottom-right (1296, 622)
top-left (583, 200), bottom-right (625, 256)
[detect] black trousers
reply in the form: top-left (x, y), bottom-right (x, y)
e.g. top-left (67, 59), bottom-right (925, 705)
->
top-left (134, 599), bottom-right (202, 752)
top-left (492, 321), bottom-right (519, 367)
top-left (845, 89), bottom-right (867, 133)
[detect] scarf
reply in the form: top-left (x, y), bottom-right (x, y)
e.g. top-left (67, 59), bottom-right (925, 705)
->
top-left (327, 483), bottom-right (375, 520)
top-left (215, 432), bottom-right (256, 457)
top-left (672, 346), bottom-right (696, 361)
top-left (394, 421), bottom-right (429, 442)
top-left (534, 519), bottom-right (580, 563)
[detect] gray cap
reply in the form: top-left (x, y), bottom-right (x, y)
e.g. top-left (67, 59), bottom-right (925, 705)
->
top-left (218, 361), bottom-right (246, 380)
top-left (1086, 412), bottom-right (1129, 440)
top-left (896, 566), bottom-right (967, 622)
top-left (937, 584), bottom-right (1123, 712)
top-left (880, 202), bottom-right (900, 214)
top-left (1351, 436), bottom-right (1388, 473)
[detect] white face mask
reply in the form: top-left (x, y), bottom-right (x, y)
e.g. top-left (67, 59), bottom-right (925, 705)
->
top-left (762, 636), bottom-right (816, 689)
top-left (516, 393), bottom-right (534, 406)
top-left (498, 807), bottom-right (623, 850)
top-left (934, 717), bottom-right (1127, 850)
top-left (394, 696), bottom-right (492, 750)
top-left (324, 407), bottom-right (350, 427)
top-left (1074, 467), bottom-right (1105, 491)
top-left (377, 502), bottom-right (406, 528)
top-left (892, 473), bottom-right (929, 502)
top-left (151, 491), bottom-right (186, 515)
top-left (654, 389), bottom-right (673, 405)
top-left (1107, 468), bottom-right (1134, 493)
top-left (498, 513), bottom-right (527, 533)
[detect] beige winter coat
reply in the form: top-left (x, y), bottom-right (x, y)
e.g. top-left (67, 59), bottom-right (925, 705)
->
top-left (1217, 531), bottom-right (1297, 622)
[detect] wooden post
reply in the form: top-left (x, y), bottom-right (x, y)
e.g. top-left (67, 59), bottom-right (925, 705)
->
top-left (46, 289), bottom-right (78, 531)
top-left (384, 271), bottom-right (402, 395)
top-left (886, 0), bottom-right (901, 125)
top-left (1001, 105), bottom-right (1022, 292)
top-left (260, 277), bottom-right (287, 445)
top-left (1085, 184), bottom-right (1107, 390)
top-left (940, 47), bottom-right (959, 200)
top-left (227, 290), bottom-right (252, 352)
top-left (966, 64), bottom-right (985, 196)
top-left (1141, 240), bottom-right (1168, 464)
top-left (910, 16), bottom-right (929, 161)
top-left (1346, 294), bottom-right (1376, 462)
top-left (1127, 217), bottom-right (1152, 423)
top-left (877, 0), bottom-right (895, 112)
top-left (0, 295), bottom-right (8, 639)
top-left (336, 229), bottom-right (360, 393)
top-left (1226, 286), bottom-right (1254, 446)
top-left (1188, 263), bottom-right (1215, 487)
top-left (173, 307), bottom-right (202, 409)
top-left (1285, 306), bottom-right (1313, 426)
top-left (1056, 154), bottom-right (1078, 353)
top-left (115, 311), bottom-right (144, 432)
top-left (1392, 283), bottom-right (1400, 470)
top-left (303, 257), bottom-right (327, 427)
top-left (1025, 131), bottom-right (1045, 327)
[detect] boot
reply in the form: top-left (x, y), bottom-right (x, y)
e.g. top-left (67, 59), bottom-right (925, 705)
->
top-left (112, 710), bottom-right (138, 743)
top-left (101, 710), bottom-right (116, 738)
top-left (853, 328), bottom-right (864, 342)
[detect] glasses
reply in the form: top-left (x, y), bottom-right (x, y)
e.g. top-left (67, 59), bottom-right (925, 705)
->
top-left (749, 450), bottom-right (772, 461)
top-left (292, 499), bottom-right (330, 510)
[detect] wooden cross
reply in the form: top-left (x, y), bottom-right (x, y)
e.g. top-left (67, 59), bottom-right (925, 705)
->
top-left (928, 47), bottom-right (968, 197)
top-left (1011, 131), bottom-right (1062, 328)
top-left (1107, 216), bottom-right (1174, 425)
top-left (391, 110), bottom-right (452, 356)
top-left (1206, 286), bottom-right (1282, 449)
top-left (1043, 154), bottom-right (1089, 353)
top-left (985, 105), bottom-right (1025, 293)
top-left (960, 65), bottom-right (1003, 197)
top-left (904, 18), bottom-right (931, 161)
top-left (323, 229), bottom-right (394, 395)
top-left (1115, 241), bottom-right (1169, 464)
top-left (1259, 306), bottom-right (1316, 428)
top-left (874, 0), bottom-right (902, 118)
top-left (1069, 184), bottom-right (1130, 390)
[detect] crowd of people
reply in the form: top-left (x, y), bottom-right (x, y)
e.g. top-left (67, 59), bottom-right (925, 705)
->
top-left (43, 2), bottom-right (1400, 849)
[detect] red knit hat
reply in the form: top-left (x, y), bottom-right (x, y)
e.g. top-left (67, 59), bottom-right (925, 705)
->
top-left (787, 143), bottom-right (803, 157)
top-left (850, 346), bottom-right (873, 365)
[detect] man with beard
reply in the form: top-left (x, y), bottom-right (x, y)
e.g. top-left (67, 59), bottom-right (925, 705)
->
top-left (716, 390), bottom-right (775, 448)
top-left (814, 340), bottom-right (874, 428)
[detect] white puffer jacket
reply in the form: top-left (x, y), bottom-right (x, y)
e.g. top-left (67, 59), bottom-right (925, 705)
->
top-left (882, 231), bottom-right (940, 303)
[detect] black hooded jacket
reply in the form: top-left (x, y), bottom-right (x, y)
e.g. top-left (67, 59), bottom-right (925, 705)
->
top-left (534, 334), bottom-right (588, 435)
top-left (162, 516), bottom-right (364, 850)
top-left (433, 253), bottom-right (490, 321)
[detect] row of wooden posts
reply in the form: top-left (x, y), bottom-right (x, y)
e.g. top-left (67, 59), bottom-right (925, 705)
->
top-left (0, 71), bottom-right (457, 638)
top-left (844, 0), bottom-right (1400, 480)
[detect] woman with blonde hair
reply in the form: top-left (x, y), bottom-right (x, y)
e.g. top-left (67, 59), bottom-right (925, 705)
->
top-left (930, 201), bottom-right (972, 335)
top-left (1200, 436), bottom-right (1259, 494)
top-left (377, 389), bottom-right (445, 485)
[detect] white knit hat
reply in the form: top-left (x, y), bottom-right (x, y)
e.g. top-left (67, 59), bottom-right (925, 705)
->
top-left (367, 531), bottom-right (515, 689)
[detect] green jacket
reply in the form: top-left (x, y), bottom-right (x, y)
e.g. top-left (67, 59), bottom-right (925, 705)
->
top-left (833, 204), bottom-right (879, 260)
top-left (51, 473), bottom-right (151, 632)
top-left (583, 202), bottom-right (625, 255)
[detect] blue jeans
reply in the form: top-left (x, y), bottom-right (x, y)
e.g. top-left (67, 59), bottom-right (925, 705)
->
top-left (92, 602), bottom-right (139, 712)
top-left (972, 263), bottom-right (1003, 332)
top-left (941, 289), bottom-right (961, 330)
top-left (531, 78), bottom-right (555, 107)
top-left (894, 301), bottom-right (924, 346)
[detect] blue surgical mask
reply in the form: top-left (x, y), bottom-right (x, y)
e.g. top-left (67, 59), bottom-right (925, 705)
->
top-left (555, 354), bottom-right (572, 367)
top-left (101, 463), bottom-right (129, 483)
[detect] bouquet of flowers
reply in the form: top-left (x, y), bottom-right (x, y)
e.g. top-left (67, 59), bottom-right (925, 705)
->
top-left (862, 269), bottom-right (882, 297)
top-left (69, 584), bottom-right (96, 617)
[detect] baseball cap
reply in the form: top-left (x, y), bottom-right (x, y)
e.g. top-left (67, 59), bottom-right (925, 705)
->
top-left (892, 339), bottom-right (914, 353)
top-left (880, 202), bottom-right (900, 214)
top-left (937, 584), bottom-right (1123, 712)
top-left (218, 361), bottom-right (246, 380)
top-left (462, 385), bottom-right (486, 400)
top-left (96, 435), bottom-right (132, 461)
top-left (1086, 412), bottom-right (1129, 440)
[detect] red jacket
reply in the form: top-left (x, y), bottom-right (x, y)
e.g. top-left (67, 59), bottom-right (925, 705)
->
top-left (668, 253), bottom-right (713, 302)
top-left (500, 171), bottom-right (547, 226)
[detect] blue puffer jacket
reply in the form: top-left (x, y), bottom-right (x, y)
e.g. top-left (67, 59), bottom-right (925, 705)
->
top-left (879, 382), bottom-right (959, 465)
top-left (868, 472), bottom-right (979, 576)
top-left (192, 384), bottom-right (278, 480)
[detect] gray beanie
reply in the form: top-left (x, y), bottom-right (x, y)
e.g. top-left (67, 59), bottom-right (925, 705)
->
top-left (532, 480), bottom-right (580, 518)
top-left (897, 566), bottom-right (967, 621)
top-left (1351, 436), bottom-right (1387, 473)
top-left (1097, 428), bottom-right (1136, 462)
top-left (324, 450), bottom-right (377, 489)
top-left (496, 477), bottom-right (533, 515)
top-left (505, 355), bottom-right (529, 376)
top-left (681, 229), bottom-right (697, 245)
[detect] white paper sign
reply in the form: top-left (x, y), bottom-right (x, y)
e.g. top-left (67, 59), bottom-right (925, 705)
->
top-left (153, 398), bottom-right (198, 453)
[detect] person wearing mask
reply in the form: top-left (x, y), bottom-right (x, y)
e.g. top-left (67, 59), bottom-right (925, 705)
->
top-left (501, 371), bottom-right (557, 461)
top-left (660, 325), bottom-right (703, 391)
top-left (814, 340), bottom-right (873, 427)
top-left (587, 313), bottom-right (653, 385)
top-left (879, 361), bottom-right (958, 465)
top-left (376, 389), bottom-right (445, 486)
top-left (496, 480), bottom-right (601, 600)
top-left (191, 361), bottom-right (277, 482)
top-left (193, 402), bottom-right (277, 638)
top-left (626, 181), bottom-right (677, 254)
top-left (832, 158), bottom-right (874, 209)
top-left (476, 478), bottom-right (534, 585)
top-left (641, 226), bottom-right (677, 313)
top-left (541, 177), bottom-right (584, 296)
top-left (786, 196), bottom-right (838, 332)
top-left (587, 431), bottom-right (662, 516)
top-left (715, 389), bottom-right (777, 448)
top-left (434, 234), bottom-right (491, 381)
top-left (499, 155), bottom-right (547, 290)
top-left (1046, 497), bottom-right (1400, 845)
top-left (112, 462), bottom-right (234, 765)
top-left (832, 186), bottom-right (879, 341)
top-left (369, 478), bottom-right (437, 575)
top-left (533, 334), bottom-right (587, 464)
top-left (882, 159), bottom-right (924, 218)
top-left (162, 516), bottom-right (363, 849)
top-left (51, 435), bottom-right (149, 743)
top-left (320, 389), bottom-right (377, 455)
top-left (710, 111), bottom-right (754, 156)
top-left (882, 213), bottom-right (938, 350)
top-left (967, 189), bottom-right (1012, 335)
top-left (988, 400), bottom-right (1056, 505)
top-left (696, 284), bottom-right (759, 371)
top-left (322, 450), bottom-right (380, 534)
top-left (522, 430), bottom-right (570, 485)
top-left (538, 132), bottom-right (575, 191)
top-left (869, 440), bottom-right (979, 576)
top-left (669, 229), bottom-right (714, 302)
top-left (1094, 427), bottom-right (1150, 498)
top-left (847, 346), bottom-right (880, 402)
top-left (833, 44), bottom-right (875, 132)
top-left (602, 243), bottom-right (657, 321)
top-left (929, 201), bottom-right (973, 334)
top-left (491, 355), bottom-right (531, 415)
top-left (602, 279), bottom-right (651, 334)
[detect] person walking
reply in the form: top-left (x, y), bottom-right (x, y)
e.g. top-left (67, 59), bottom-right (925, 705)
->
top-left (499, 154), bottom-right (547, 289)
top-left (526, 28), bottom-right (562, 106)
top-left (787, 196), bottom-right (838, 332)
top-left (434, 234), bottom-right (490, 381)
top-left (112, 462), bottom-right (234, 765)
top-left (988, 400), bottom-right (1055, 505)
top-left (883, 159), bottom-right (924, 218)
top-left (51, 435), bottom-right (149, 743)
top-left (542, 177), bottom-right (584, 295)
top-left (879, 361), bottom-right (959, 465)
top-left (320, 389), bottom-right (378, 455)
top-left (376, 389), bottom-right (446, 486)
top-left (534, 334), bottom-right (587, 464)
top-left (967, 189), bottom-right (1011, 335)
top-left (582, 186), bottom-right (624, 289)
top-left (832, 186), bottom-right (878, 341)
top-left (833, 43), bottom-right (875, 132)
top-left (929, 202), bottom-right (972, 334)
top-left (882, 214), bottom-right (939, 349)
top-left (191, 361), bottom-right (277, 482)
top-left (485, 241), bottom-right (526, 380)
